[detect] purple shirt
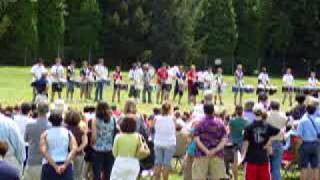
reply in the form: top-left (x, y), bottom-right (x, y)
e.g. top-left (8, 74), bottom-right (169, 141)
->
top-left (194, 116), bottom-right (227, 158)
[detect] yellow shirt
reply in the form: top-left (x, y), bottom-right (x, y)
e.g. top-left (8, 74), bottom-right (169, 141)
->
top-left (112, 133), bottom-right (139, 157)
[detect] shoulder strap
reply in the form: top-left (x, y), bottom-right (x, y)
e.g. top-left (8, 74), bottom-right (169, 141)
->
top-left (308, 115), bottom-right (319, 135)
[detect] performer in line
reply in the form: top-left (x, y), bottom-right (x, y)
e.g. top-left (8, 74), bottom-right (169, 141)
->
top-left (163, 65), bottom-right (174, 102)
top-left (112, 66), bottom-right (122, 103)
top-left (258, 67), bottom-right (270, 86)
top-left (187, 65), bottom-right (198, 105)
top-left (94, 58), bottom-right (108, 101)
top-left (142, 64), bottom-right (153, 104)
top-left (282, 68), bottom-right (294, 106)
top-left (204, 66), bottom-right (214, 91)
top-left (308, 71), bottom-right (319, 98)
top-left (50, 57), bottom-right (65, 102)
top-left (66, 60), bottom-right (76, 101)
top-left (80, 61), bottom-right (89, 100)
top-left (234, 64), bottom-right (244, 106)
top-left (31, 58), bottom-right (47, 102)
top-left (214, 67), bottom-right (224, 105)
top-left (156, 63), bottom-right (169, 104)
top-left (173, 66), bottom-right (186, 104)
top-left (128, 63), bottom-right (143, 102)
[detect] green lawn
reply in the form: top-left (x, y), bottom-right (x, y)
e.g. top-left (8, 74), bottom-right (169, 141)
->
top-left (0, 66), bottom-right (308, 113)
top-left (0, 66), bottom-right (304, 180)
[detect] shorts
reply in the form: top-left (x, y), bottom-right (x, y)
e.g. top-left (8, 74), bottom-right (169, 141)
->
top-left (174, 83), bottom-right (183, 96)
top-left (114, 83), bottom-right (121, 90)
top-left (192, 156), bottom-right (226, 180)
top-left (52, 82), bottom-right (63, 92)
top-left (299, 141), bottom-right (319, 169)
top-left (154, 146), bottom-right (176, 168)
top-left (67, 81), bottom-right (75, 92)
top-left (245, 163), bottom-right (271, 180)
top-left (162, 84), bottom-right (172, 92)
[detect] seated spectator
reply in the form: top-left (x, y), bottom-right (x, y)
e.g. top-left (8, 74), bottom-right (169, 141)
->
top-left (40, 113), bottom-right (78, 180)
top-left (0, 140), bottom-right (20, 180)
top-left (192, 103), bottom-right (227, 180)
top-left (243, 100), bottom-right (255, 124)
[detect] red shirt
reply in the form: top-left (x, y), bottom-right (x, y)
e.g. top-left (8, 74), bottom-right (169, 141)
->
top-left (157, 67), bottom-right (168, 84)
top-left (187, 70), bottom-right (197, 83)
top-left (113, 71), bottom-right (122, 83)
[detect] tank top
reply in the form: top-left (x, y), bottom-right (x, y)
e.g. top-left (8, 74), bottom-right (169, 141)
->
top-left (93, 117), bottom-right (115, 152)
top-left (44, 127), bottom-right (70, 164)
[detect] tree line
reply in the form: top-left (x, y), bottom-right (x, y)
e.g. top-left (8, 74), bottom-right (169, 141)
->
top-left (0, 0), bottom-right (319, 75)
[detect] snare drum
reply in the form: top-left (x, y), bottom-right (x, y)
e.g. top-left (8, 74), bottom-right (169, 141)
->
top-left (162, 83), bottom-right (172, 91)
top-left (244, 85), bottom-right (255, 93)
top-left (269, 86), bottom-right (277, 95)
top-left (120, 84), bottom-right (129, 90)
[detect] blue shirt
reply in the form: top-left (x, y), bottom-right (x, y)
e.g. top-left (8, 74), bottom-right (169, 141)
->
top-left (243, 111), bottom-right (255, 124)
top-left (0, 161), bottom-right (20, 180)
top-left (297, 114), bottom-right (320, 142)
top-left (44, 127), bottom-right (69, 163)
top-left (93, 117), bottom-right (116, 152)
top-left (0, 114), bottom-right (25, 166)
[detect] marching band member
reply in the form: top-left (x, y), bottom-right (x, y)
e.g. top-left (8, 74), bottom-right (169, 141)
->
top-left (94, 58), bottom-right (108, 101)
top-left (31, 58), bottom-right (47, 102)
top-left (156, 63), bottom-right (169, 104)
top-left (50, 57), bottom-right (65, 102)
top-left (234, 64), bottom-right (244, 106)
top-left (214, 67), bottom-right (224, 105)
top-left (282, 68), bottom-right (294, 106)
top-left (142, 64), bottom-right (153, 104)
top-left (163, 65), bottom-right (175, 102)
top-left (258, 67), bottom-right (270, 86)
top-left (112, 66), bottom-right (122, 103)
top-left (187, 65), bottom-right (198, 105)
top-left (204, 67), bottom-right (214, 90)
top-left (173, 66), bottom-right (186, 104)
top-left (128, 63), bottom-right (143, 102)
top-left (80, 61), bottom-right (89, 100)
top-left (307, 71), bottom-right (319, 98)
top-left (66, 60), bottom-right (76, 101)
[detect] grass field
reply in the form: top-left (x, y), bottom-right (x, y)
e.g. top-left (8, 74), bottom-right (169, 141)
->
top-left (0, 66), bottom-right (305, 179)
top-left (0, 66), bottom-right (309, 113)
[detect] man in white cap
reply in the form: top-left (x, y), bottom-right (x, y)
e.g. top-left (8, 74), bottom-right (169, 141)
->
top-left (241, 104), bottom-right (280, 180)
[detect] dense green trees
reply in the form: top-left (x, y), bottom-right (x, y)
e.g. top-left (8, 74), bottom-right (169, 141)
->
top-left (0, 0), bottom-right (320, 74)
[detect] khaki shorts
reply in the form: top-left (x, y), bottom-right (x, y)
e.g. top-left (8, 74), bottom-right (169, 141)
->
top-left (192, 156), bottom-right (226, 180)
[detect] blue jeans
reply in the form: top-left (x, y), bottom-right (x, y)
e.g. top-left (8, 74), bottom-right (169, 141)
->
top-left (95, 80), bottom-right (104, 101)
top-left (92, 151), bottom-right (114, 180)
top-left (270, 141), bottom-right (284, 180)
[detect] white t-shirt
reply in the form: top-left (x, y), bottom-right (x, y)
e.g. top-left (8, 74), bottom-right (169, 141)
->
top-left (154, 115), bottom-right (176, 147)
top-left (258, 72), bottom-right (269, 85)
top-left (13, 115), bottom-right (35, 145)
top-left (129, 68), bottom-right (143, 87)
top-left (31, 64), bottom-right (47, 81)
top-left (204, 71), bottom-right (214, 88)
top-left (308, 77), bottom-right (318, 87)
top-left (94, 64), bottom-right (108, 81)
top-left (51, 64), bottom-right (64, 83)
top-left (282, 74), bottom-right (294, 86)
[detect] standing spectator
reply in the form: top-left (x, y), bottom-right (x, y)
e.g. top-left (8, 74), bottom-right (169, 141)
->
top-left (24, 102), bottom-right (51, 180)
top-left (91, 102), bottom-right (118, 180)
top-left (13, 102), bottom-right (34, 144)
top-left (50, 57), bottom-right (65, 102)
top-left (297, 97), bottom-right (320, 180)
top-left (66, 60), bottom-right (76, 101)
top-left (122, 99), bottom-right (149, 139)
top-left (112, 66), bottom-right (123, 103)
top-left (289, 94), bottom-right (306, 121)
top-left (0, 140), bottom-right (20, 180)
top-left (110, 116), bottom-right (141, 180)
top-left (153, 102), bottom-right (176, 180)
top-left (243, 100), bottom-right (255, 124)
top-left (0, 112), bottom-right (25, 174)
top-left (229, 105), bottom-right (248, 180)
top-left (242, 104), bottom-right (280, 180)
top-left (192, 103), bottom-right (227, 180)
top-left (266, 101), bottom-right (288, 180)
top-left (31, 58), bottom-right (47, 102)
top-left (94, 58), bottom-right (108, 101)
top-left (64, 110), bottom-right (88, 180)
top-left (39, 113), bottom-right (77, 180)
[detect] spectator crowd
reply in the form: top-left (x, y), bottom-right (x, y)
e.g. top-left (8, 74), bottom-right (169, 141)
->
top-left (0, 91), bottom-right (320, 180)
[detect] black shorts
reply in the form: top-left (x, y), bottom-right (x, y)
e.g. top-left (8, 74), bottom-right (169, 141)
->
top-left (52, 82), bottom-right (63, 92)
top-left (191, 83), bottom-right (198, 96)
top-left (114, 83), bottom-right (121, 90)
top-left (162, 84), bottom-right (172, 92)
top-left (174, 84), bottom-right (183, 96)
